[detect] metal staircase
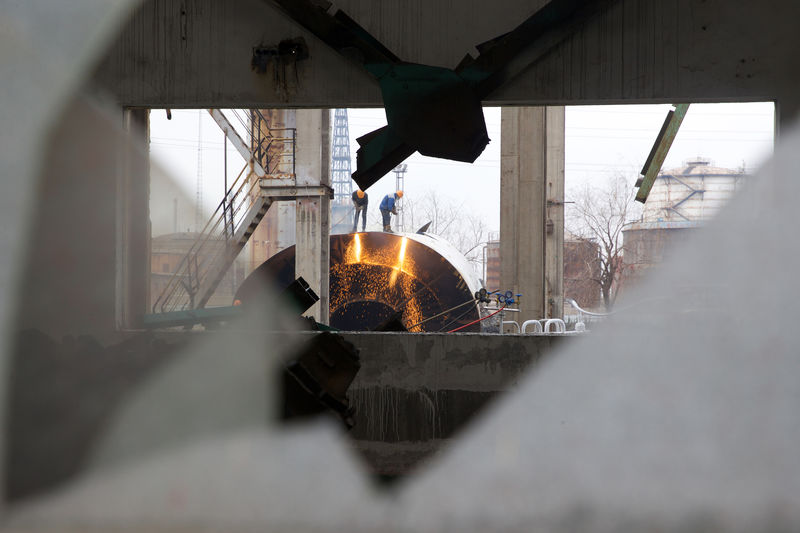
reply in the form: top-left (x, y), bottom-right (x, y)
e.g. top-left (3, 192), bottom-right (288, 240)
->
top-left (151, 109), bottom-right (331, 314)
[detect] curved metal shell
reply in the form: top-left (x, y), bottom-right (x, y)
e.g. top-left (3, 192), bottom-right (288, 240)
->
top-left (236, 232), bottom-right (481, 332)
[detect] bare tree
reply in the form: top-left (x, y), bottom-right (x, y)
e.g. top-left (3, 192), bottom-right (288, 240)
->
top-left (564, 235), bottom-right (602, 310)
top-left (567, 175), bottom-right (639, 311)
top-left (399, 191), bottom-right (489, 274)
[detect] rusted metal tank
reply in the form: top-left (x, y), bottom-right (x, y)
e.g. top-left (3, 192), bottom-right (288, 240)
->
top-left (236, 232), bottom-right (482, 332)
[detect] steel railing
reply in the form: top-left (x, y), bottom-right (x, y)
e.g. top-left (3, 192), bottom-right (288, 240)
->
top-left (248, 109), bottom-right (296, 175)
top-left (152, 162), bottom-right (263, 313)
top-left (152, 108), bottom-right (298, 314)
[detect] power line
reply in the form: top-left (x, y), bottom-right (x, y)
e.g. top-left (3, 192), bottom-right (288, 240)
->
top-left (567, 126), bottom-right (774, 134)
top-left (195, 111), bottom-right (203, 232)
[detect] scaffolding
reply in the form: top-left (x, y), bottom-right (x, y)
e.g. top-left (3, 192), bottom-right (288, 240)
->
top-left (331, 109), bottom-right (355, 233)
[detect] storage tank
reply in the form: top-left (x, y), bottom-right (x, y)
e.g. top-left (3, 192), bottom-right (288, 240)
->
top-left (624, 158), bottom-right (747, 278)
top-left (236, 231), bottom-right (483, 332)
top-left (639, 157), bottom-right (746, 224)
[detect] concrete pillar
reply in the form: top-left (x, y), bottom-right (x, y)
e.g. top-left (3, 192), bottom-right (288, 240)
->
top-left (295, 109), bottom-right (331, 323)
top-left (249, 108), bottom-right (297, 274)
top-left (319, 110), bottom-right (331, 322)
top-left (776, 95), bottom-right (799, 139)
top-left (117, 108), bottom-right (151, 329)
top-left (500, 106), bottom-right (565, 327)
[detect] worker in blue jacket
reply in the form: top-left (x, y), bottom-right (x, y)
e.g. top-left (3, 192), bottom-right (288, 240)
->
top-left (379, 190), bottom-right (403, 232)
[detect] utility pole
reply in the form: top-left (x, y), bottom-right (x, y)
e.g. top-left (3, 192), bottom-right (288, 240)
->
top-left (392, 163), bottom-right (407, 232)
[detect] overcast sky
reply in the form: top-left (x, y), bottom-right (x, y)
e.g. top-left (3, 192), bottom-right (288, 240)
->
top-left (150, 102), bottom-right (774, 236)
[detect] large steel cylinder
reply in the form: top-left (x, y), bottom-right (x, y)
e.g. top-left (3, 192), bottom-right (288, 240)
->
top-left (236, 232), bottom-right (482, 332)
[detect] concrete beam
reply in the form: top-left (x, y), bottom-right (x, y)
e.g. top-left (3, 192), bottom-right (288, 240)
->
top-left (500, 107), bottom-right (565, 326)
top-left (94, 0), bottom-right (798, 109)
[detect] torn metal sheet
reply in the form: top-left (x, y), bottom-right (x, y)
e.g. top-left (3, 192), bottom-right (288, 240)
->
top-left (265, 0), bottom-right (617, 190)
top-left (282, 331), bottom-right (360, 428)
top-left (635, 103), bottom-right (690, 203)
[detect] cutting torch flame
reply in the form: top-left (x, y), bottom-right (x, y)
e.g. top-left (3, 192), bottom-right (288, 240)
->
top-left (397, 236), bottom-right (408, 267)
top-left (389, 237), bottom-right (408, 286)
top-left (354, 233), bottom-right (362, 263)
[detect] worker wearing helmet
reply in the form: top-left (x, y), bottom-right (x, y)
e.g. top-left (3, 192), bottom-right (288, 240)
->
top-left (379, 190), bottom-right (403, 233)
top-left (351, 189), bottom-right (368, 232)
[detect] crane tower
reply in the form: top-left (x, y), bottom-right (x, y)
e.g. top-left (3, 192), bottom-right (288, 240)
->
top-left (331, 109), bottom-right (355, 233)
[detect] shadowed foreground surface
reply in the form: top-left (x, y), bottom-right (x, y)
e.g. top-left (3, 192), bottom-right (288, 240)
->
top-left (5, 329), bottom-right (558, 500)
top-left (7, 127), bottom-right (800, 531)
top-left (5, 1), bottom-right (800, 531)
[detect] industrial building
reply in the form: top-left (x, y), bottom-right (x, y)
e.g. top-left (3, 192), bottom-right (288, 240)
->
top-left (486, 231), bottom-right (601, 316)
top-left (3, 1), bottom-right (800, 532)
top-left (150, 232), bottom-right (246, 309)
top-left (623, 158), bottom-right (748, 284)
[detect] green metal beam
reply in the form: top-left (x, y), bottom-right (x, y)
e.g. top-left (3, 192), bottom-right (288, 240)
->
top-left (635, 104), bottom-right (690, 203)
top-left (142, 306), bottom-right (244, 329)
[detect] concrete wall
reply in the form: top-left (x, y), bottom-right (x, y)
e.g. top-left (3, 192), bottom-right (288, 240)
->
top-left (94, 0), bottom-right (799, 121)
top-left (340, 332), bottom-right (562, 475)
top-left (6, 329), bottom-right (562, 498)
top-left (14, 98), bottom-right (149, 342)
top-left (6, 331), bottom-right (179, 501)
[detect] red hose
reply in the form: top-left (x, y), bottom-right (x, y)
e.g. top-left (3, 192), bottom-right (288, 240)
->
top-left (447, 306), bottom-right (506, 333)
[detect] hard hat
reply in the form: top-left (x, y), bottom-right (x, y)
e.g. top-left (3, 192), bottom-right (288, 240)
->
top-left (356, 190), bottom-right (365, 199)
top-left (396, 190), bottom-right (404, 198)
